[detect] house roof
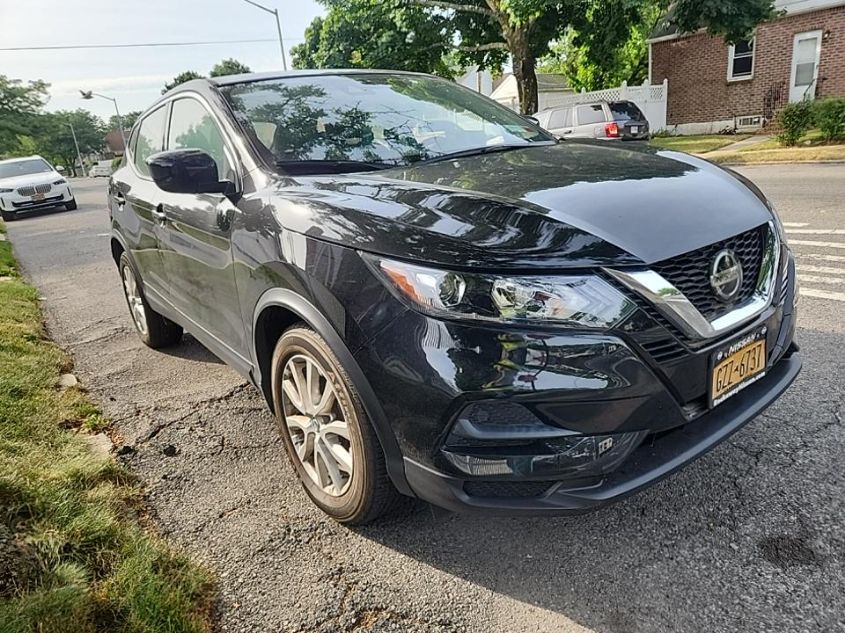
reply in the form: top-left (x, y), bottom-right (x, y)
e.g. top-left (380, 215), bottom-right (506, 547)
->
top-left (648, 0), bottom-right (845, 42)
top-left (491, 73), bottom-right (570, 97)
top-left (104, 130), bottom-right (125, 154)
top-left (537, 73), bottom-right (571, 92)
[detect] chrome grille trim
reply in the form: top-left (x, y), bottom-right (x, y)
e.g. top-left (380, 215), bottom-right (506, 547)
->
top-left (16, 183), bottom-right (52, 196)
top-left (604, 222), bottom-right (780, 342)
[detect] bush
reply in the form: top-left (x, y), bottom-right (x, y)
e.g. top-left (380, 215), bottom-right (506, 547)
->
top-left (110, 156), bottom-right (122, 172)
top-left (777, 101), bottom-right (813, 146)
top-left (814, 97), bottom-right (845, 142)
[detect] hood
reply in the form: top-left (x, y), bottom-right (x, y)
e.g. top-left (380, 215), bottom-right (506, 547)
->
top-left (0, 171), bottom-right (61, 188)
top-left (270, 142), bottom-right (773, 271)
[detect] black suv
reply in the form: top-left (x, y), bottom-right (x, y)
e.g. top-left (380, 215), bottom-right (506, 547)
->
top-left (108, 70), bottom-right (800, 524)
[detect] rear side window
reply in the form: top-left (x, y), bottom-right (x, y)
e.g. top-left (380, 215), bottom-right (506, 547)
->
top-left (609, 102), bottom-right (645, 122)
top-left (133, 106), bottom-right (168, 176)
top-left (167, 98), bottom-right (233, 181)
top-left (548, 108), bottom-right (572, 129)
top-left (576, 104), bottom-right (606, 125)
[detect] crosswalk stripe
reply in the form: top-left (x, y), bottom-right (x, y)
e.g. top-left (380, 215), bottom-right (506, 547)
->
top-left (783, 222), bottom-right (808, 227)
top-left (797, 274), bottom-right (845, 285)
top-left (801, 288), bottom-right (845, 303)
top-left (798, 265), bottom-right (845, 275)
top-left (796, 253), bottom-right (845, 263)
top-left (791, 240), bottom-right (845, 250)
top-left (786, 229), bottom-right (845, 235)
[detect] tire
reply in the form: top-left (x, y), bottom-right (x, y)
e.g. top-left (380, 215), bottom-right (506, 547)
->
top-left (118, 252), bottom-right (183, 349)
top-left (271, 326), bottom-right (402, 525)
top-left (1, 210), bottom-right (16, 222)
top-left (65, 198), bottom-right (78, 211)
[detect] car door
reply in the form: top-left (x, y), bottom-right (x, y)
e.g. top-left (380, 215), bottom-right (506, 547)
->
top-left (546, 107), bottom-right (574, 138)
top-left (156, 95), bottom-right (248, 358)
top-left (111, 105), bottom-right (170, 300)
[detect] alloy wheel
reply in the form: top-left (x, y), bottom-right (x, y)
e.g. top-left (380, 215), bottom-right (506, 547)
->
top-left (121, 265), bottom-right (148, 336)
top-left (281, 354), bottom-right (353, 496)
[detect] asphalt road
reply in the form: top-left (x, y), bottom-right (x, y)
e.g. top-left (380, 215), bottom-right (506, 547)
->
top-left (5, 168), bottom-right (845, 633)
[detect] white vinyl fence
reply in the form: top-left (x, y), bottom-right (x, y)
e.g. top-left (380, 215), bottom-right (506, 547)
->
top-left (540, 79), bottom-right (669, 132)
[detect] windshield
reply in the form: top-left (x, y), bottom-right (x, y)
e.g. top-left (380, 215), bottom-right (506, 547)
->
top-left (221, 73), bottom-right (554, 172)
top-left (0, 158), bottom-right (53, 179)
top-left (609, 102), bottom-right (645, 122)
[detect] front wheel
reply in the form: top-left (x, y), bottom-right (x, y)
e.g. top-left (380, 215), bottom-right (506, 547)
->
top-left (65, 198), bottom-right (78, 210)
top-left (1, 210), bottom-right (17, 222)
top-left (271, 326), bottom-right (402, 524)
top-left (118, 252), bottom-right (182, 348)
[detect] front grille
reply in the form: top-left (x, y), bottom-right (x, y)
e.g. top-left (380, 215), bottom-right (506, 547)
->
top-left (16, 183), bottom-right (52, 196)
top-left (463, 481), bottom-right (554, 498)
top-left (652, 225), bottom-right (767, 320)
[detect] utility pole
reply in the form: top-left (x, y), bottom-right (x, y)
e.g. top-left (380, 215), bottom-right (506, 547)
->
top-left (67, 122), bottom-right (85, 178)
top-left (242, 0), bottom-right (287, 70)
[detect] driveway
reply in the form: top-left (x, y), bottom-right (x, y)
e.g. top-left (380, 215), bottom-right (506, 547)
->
top-left (5, 169), bottom-right (845, 633)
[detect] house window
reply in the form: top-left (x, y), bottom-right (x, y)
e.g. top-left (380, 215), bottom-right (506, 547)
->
top-left (729, 39), bottom-right (755, 81)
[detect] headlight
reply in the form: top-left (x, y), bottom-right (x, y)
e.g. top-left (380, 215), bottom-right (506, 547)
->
top-left (53, 179), bottom-right (67, 185)
top-left (0, 188), bottom-right (13, 193)
top-left (369, 256), bottom-right (636, 328)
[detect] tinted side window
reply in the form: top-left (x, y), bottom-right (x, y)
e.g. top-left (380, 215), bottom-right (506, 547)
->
top-left (167, 98), bottom-right (233, 181)
top-left (577, 105), bottom-right (606, 125)
top-left (133, 106), bottom-right (167, 176)
top-left (548, 108), bottom-right (572, 129)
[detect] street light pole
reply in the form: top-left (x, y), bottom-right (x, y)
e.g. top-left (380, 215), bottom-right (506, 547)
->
top-left (242, 0), bottom-right (287, 70)
top-left (67, 122), bottom-right (85, 178)
top-left (79, 90), bottom-right (127, 149)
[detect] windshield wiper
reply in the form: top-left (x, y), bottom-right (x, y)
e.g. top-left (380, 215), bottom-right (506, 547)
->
top-left (274, 159), bottom-right (396, 174)
top-left (412, 143), bottom-right (551, 166)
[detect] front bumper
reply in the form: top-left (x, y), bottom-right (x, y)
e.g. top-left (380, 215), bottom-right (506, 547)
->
top-left (352, 254), bottom-right (800, 514)
top-left (0, 184), bottom-right (73, 213)
top-left (404, 350), bottom-right (800, 515)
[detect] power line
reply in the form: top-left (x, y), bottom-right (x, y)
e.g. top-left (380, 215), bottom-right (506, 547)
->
top-left (0, 37), bottom-right (304, 52)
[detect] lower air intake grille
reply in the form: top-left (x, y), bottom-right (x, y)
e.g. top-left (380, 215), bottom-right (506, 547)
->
top-left (463, 481), bottom-right (554, 498)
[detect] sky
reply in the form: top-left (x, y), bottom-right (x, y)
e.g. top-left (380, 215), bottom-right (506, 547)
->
top-left (0, 0), bottom-right (324, 121)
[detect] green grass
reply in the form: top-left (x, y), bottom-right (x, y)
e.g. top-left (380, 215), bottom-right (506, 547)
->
top-left (650, 134), bottom-right (752, 154)
top-left (0, 222), bottom-right (213, 633)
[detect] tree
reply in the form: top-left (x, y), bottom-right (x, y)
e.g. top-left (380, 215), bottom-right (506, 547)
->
top-left (0, 75), bottom-right (50, 157)
top-left (108, 111), bottom-right (141, 133)
top-left (540, 2), bottom-right (662, 91)
top-left (210, 58), bottom-right (252, 77)
top-left (163, 71), bottom-right (204, 94)
top-left (37, 110), bottom-right (106, 177)
top-left (291, 0), bottom-right (456, 78)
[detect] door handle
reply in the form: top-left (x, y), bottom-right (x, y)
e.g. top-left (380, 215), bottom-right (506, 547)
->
top-left (151, 204), bottom-right (167, 223)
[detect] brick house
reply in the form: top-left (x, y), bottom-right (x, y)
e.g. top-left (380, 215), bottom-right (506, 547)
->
top-left (649, 0), bottom-right (845, 134)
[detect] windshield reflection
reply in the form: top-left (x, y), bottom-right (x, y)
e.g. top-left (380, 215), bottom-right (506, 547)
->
top-left (221, 73), bottom-right (553, 172)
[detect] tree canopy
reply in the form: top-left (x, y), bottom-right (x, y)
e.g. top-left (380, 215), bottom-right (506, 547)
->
top-left (163, 71), bottom-right (205, 94)
top-left (210, 58), bottom-right (252, 77)
top-left (0, 75), bottom-right (50, 157)
top-left (38, 110), bottom-right (106, 176)
top-left (291, 0), bottom-right (456, 77)
top-left (293, 0), bottom-right (779, 114)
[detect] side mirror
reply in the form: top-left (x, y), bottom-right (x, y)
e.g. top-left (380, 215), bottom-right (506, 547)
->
top-left (147, 149), bottom-right (232, 195)
top-left (523, 115), bottom-right (540, 126)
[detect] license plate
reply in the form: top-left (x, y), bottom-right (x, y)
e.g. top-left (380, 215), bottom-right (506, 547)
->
top-left (709, 329), bottom-right (767, 407)
top-left (31, 192), bottom-right (45, 201)
top-left (631, 126), bottom-right (639, 134)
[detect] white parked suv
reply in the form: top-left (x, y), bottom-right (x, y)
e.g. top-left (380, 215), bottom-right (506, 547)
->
top-left (0, 155), bottom-right (77, 221)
